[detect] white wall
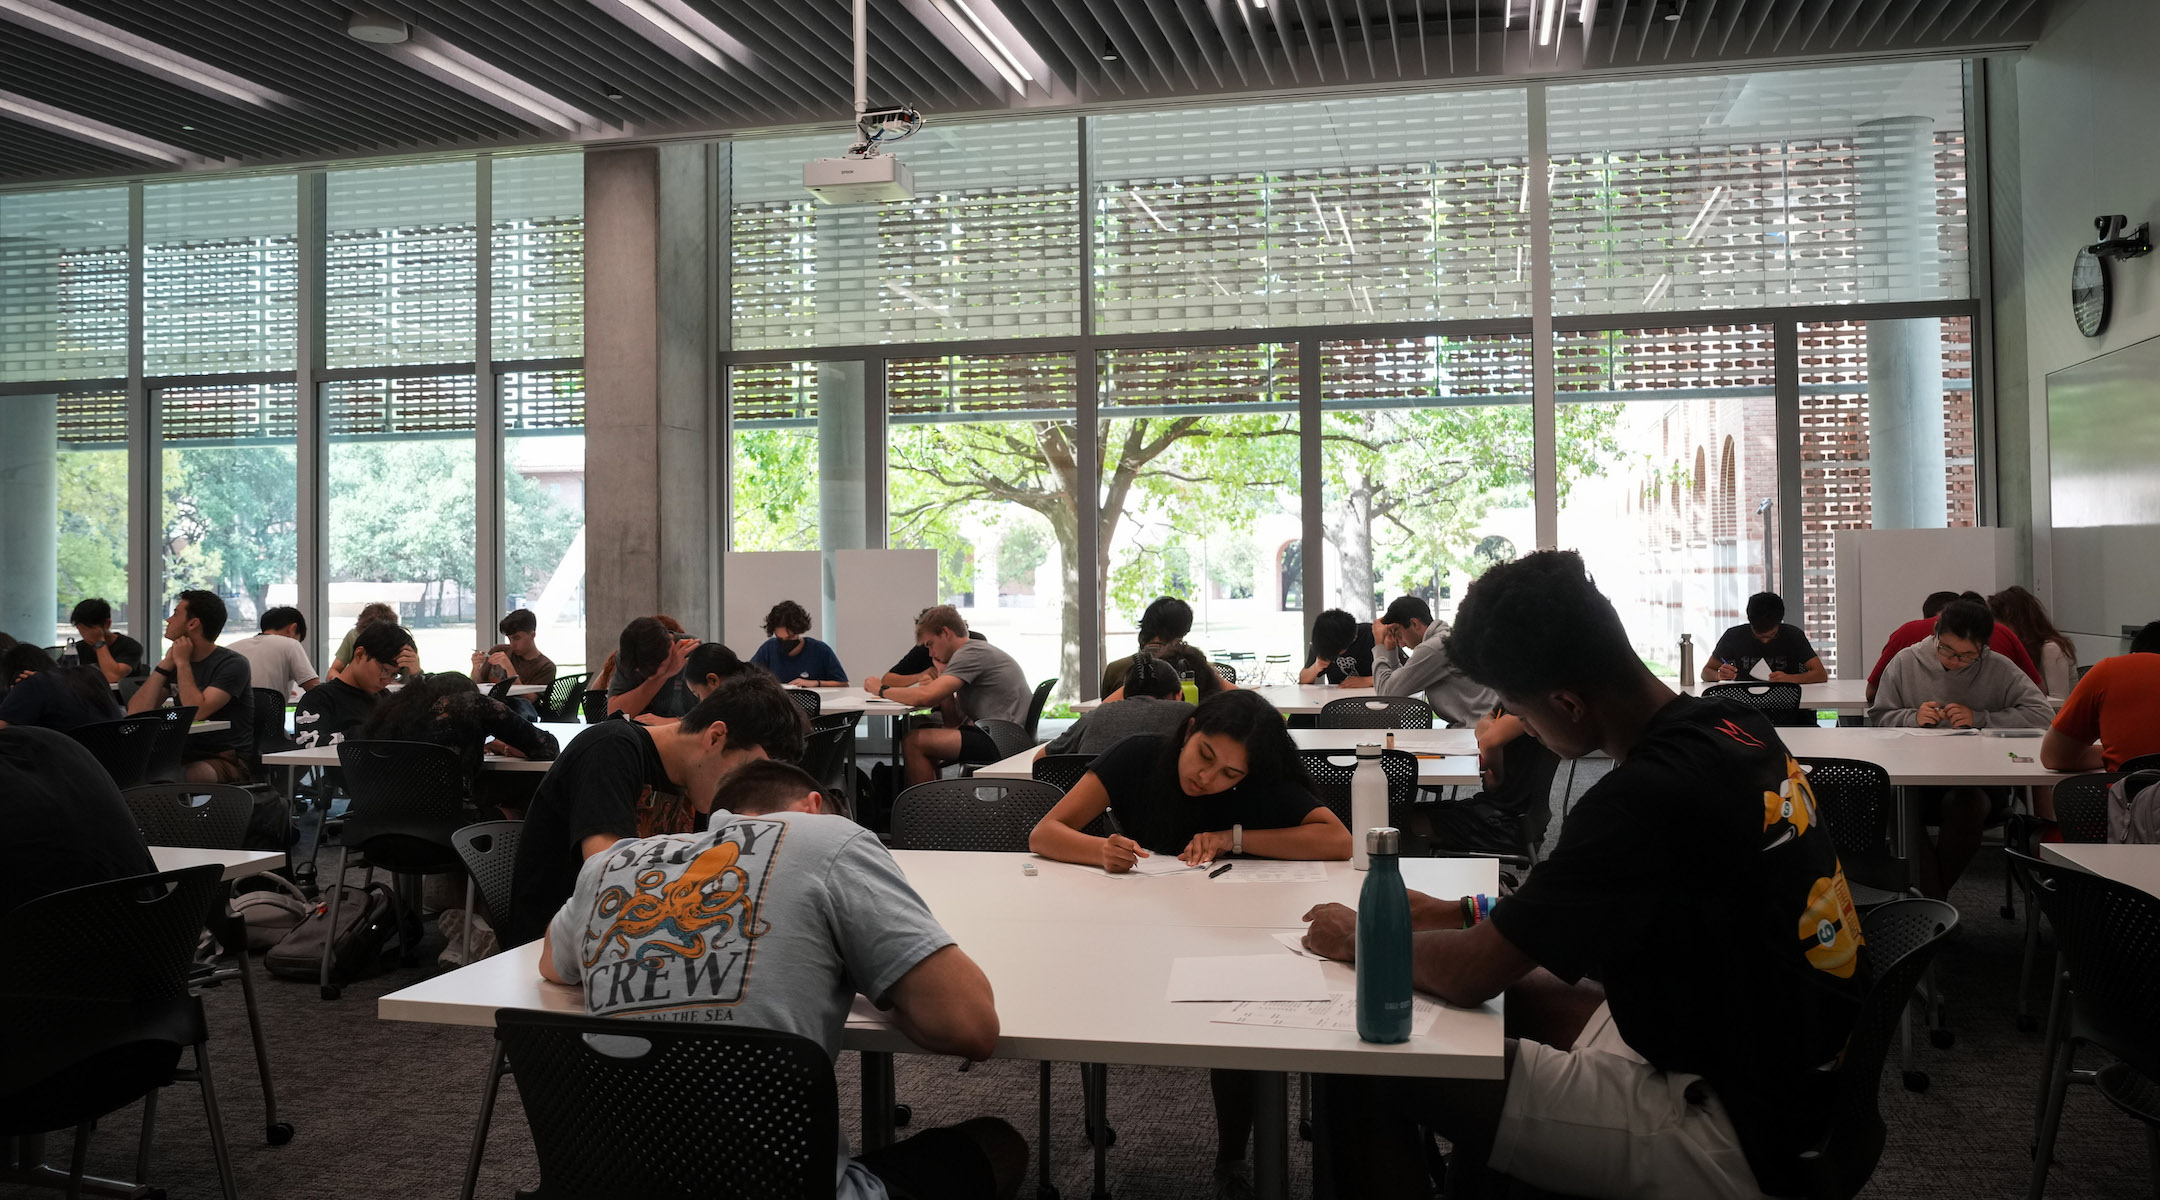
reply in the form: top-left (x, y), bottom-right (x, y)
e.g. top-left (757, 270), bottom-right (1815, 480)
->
top-left (2014, 0), bottom-right (2160, 604)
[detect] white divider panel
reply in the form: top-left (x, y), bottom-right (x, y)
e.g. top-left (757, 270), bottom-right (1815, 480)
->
top-left (722, 552), bottom-right (822, 658)
top-left (1832, 527), bottom-right (2014, 678)
top-left (833, 549), bottom-right (938, 676)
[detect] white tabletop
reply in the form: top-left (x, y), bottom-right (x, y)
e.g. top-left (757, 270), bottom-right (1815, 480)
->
top-left (380, 853), bottom-right (1504, 1080)
top-left (188, 720), bottom-right (230, 734)
top-left (1779, 726), bottom-right (2062, 787)
top-left (506, 683), bottom-right (545, 697)
top-left (263, 720), bottom-right (596, 772)
top-left (2042, 843), bottom-right (2160, 900)
top-left (786, 687), bottom-right (916, 717)
top-left (150, 845), bottom-right (285, 882)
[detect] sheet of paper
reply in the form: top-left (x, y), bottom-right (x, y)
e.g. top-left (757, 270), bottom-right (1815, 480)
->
top-left (1272, 930), bottom-right (1326, 960)
top-left (1166, 954), bottom-right (1331, 1002)
top-left (1215, 860), bottom-right (1329, 884)
top-left (1212, 990), bottom-right (1443, 1036)
top-left (1129, 854), bottom-right (1204, 877)
top-left (1746, 658), bottom-right (1772, 681)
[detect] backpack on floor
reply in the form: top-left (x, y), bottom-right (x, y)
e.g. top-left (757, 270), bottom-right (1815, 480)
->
top-left (265, 881), bottom-right (399, 985)
top-left (230, 874), bottom-right (312, 952)
top-left (2107, 770), bottom-right (2160, 845)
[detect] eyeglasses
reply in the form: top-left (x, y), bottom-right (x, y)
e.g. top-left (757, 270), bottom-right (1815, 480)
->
top-left (1935, 643), bottom-right (1984, 666)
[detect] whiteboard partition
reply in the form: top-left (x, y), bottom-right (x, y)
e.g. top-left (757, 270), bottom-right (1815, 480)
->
top-left (832, 549), bottom-right (939, 677)
top-left (721, 552), bottom-right (821, 662)
top-left (1832, 528), bottom-right (2014, 678)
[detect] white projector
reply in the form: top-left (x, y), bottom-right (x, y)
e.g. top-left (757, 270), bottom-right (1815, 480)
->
top-left (803, 154), bottom-right (915, 204)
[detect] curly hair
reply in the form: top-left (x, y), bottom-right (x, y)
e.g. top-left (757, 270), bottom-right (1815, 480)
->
top-left (1154, 641), bottom-right (1227, 697)
top-left (1443, 550), bottom-right (1640, 698)
top-left (764, 600), bottom-right (813, 637)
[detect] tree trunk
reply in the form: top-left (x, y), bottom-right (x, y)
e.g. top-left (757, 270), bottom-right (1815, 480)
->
top-left (1327, 485), bottom-right (1378, 619)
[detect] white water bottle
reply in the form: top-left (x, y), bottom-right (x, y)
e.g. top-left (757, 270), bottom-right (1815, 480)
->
top-left (1351, 744), bottom-right (1387, 871)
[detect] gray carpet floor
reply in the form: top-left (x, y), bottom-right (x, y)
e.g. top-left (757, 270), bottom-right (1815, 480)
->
top-left (6, 842), bottom-right (2154, 1200)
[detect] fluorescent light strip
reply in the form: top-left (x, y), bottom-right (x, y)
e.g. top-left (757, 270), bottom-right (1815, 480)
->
top-left (0, 88), bottom-right (188, 161)
top-left (0, 0), bottom-right (283, 107)
top-left (1515, 245), bottom-right (1525, 282)
top-left (1336, 206), bottom-right (1357, 256)
top-left (1539, 0), bottom-right (1562, 44)
top-left (952, 0), bottom-right (1034, 80)
top-left (1311, 193), bottom-right (1333, 244)
top-left (599, 0), bottom-right (726, 68)
top-left (1682, 185), bottom-right (1726, 241)
top-left (932, 0), bottom-right (1029, 94)
top-left (388, 36), bottom-right (593, 132)
top-left (1128, 189), bottom-right (1173, 234)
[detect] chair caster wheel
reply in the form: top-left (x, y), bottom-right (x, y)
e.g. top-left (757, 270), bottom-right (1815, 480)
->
top-left (1298, 1119), bottom-right (1313, 1141)
top-left (2016, 1014), bottom-right (2040, 1034)
top-left (1929, 1028), bottom-right (1955, 1050)
top-left (320, 985), bottom-right (340, 1001)
top-left (1903, 1070), bottom-right (1930, 1093)
top-left (266, 1121), bottom-right (295, 1145)
top-left (893, 1104), bottom-right (912, 1127)
top-left (1999, 904), bottom-right (2015, 920)
top-left (1085, 1121), bottom-right (1117, 1148)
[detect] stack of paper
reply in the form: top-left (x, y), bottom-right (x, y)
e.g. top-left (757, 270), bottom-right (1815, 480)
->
top-left (1212, 991), bottom-right (1443, 1036)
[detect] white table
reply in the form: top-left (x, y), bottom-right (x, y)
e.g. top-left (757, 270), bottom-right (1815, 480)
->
top-left (1778, 726), bottom-right (2062, 787)
top-left (2041, 843), bottom-right (2160, 900)
top-left (380, 853), bottom-right (1502, 1199)
top-left (263, 721), bottom-right (596, 774)
top-left (789, 687), bottom-right (916, 718)
top-left (149, 845), bottom-right (286, 882)
top-left (974, 726), bottom-right (1484, 787)
top-left (188, 719), bottom-right (231, 735)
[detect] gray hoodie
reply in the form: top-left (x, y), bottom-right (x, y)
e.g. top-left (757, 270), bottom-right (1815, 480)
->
top-left (1868, 637), bottom-right (2054, 730)
top-left (1372, 621), bottom-right (1496, 727)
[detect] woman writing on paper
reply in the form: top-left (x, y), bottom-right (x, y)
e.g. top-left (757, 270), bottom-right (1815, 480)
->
top-left (1029, 688), bottom-right (1348, 1198)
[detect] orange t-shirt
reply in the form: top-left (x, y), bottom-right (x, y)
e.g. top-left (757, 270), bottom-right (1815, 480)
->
top-left (2050, 653), bottom-right (2160, 772)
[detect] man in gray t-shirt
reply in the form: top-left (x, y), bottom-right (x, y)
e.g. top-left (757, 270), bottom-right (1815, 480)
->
top-left (863, 605), bottom-right (1038, 785)
top-left (543, 760), bottom-right (1025, 1200)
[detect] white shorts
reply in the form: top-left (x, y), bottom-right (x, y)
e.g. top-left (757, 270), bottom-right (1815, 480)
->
top-left (1489, 1003), bottom-right (1767, 1200)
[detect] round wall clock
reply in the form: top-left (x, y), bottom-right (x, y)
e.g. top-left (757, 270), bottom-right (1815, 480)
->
top-left (2072, 246), bottom-right (2110, 338)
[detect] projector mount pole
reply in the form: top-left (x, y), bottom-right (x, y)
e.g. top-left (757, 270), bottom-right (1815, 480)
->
top-left (852, 0), bottom-right (869, 152)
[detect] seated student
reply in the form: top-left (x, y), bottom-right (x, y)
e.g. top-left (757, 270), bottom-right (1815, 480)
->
top-left (125, 590), bottom-right (256, 784)
top-left (866, 606), bottom-right (1032, 785)
top-left (1299, 608), bottom-right (1375, 686)
top-left (1990, 585), bottom-right (2079, 698)
top-left (332, 602), bottom-right (421, 682)
top-left (1031, 689), bottom-right (1348, 1195)
top-left (360, 671), bottom-right (559, 789)
top-left (1866, 589), bottom-right (2042, 702)
top-left (1098, 640), bottom-right (1229, 704)
top-left (472, 607), bottom-right (557, 689)
top-left (1371, 596), bottom-right (1494, 726)
top-left (505, 671), bottom-right (807, 947)
top-left (683, 642), bottom-right (755, 701)
top-left (1422, 702), bottom-right (1562, 858)
top-left (0, 644), bottom-right (124, 732)
top-left (1869, 599), bottom-right (2052, 898)
top-left (1702, 591), bottom-right (1827, 684)
top-left (2043, 620), bottom-right (2160, 774)
top-left (878, 607), bottom-right (991, 688)
top-left (605, 615), bottom-right (699, 722)
top-left (541, 757), bottom-right (1026, 1200)
top-left (1301, 549), bottom-right (1867, 1200)
top-left (229, 605), bottom-right (321, 698)
top-left (751, 600), bottom-right (849, 687)
top-left (293, 620), bottom-right (413, 749)
top-left (0, 726), bottom-right (158, 919)
top-left (1101, 596), bottom-right (1194, 697)
top-left (66, 597), bottom-right (146, 685)
top-left (1035, 653), bottom-right (1194, 760)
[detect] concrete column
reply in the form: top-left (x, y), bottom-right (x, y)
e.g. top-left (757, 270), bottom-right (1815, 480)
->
top-left (584, 144), bottom-right (717, 668)
top-left (1858, 116), bottom-right (1946, 530)
top-left (816, 361), bottom-right (867, 638)
top-left (1, 397), bottom-right (59, 639)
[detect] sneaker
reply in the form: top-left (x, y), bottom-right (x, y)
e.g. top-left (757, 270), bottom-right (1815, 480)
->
top-left (1212, 1162), bottom-right (1254, 1200)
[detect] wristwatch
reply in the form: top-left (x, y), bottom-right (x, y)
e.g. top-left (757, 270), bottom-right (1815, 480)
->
top-left (876, 683), bottom-right (888, 698)
top-left (1232, 824), bottom-right (1243, 855)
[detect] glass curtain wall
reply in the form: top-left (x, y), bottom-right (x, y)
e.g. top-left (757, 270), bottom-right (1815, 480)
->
top-left (158, 382), bottom-right (300, 641)
top-left (727, 362), bottom-right (822, 553)
top-left (145, 175), bottom-right (297, 374)
top-left (502, 369), bottom-right (588, 668)
top-left (0, 391), bottom-right (128, 645)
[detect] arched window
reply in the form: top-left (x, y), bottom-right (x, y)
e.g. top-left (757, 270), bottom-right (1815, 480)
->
top-left (1690, 447), bottom-right (1708, 544)
top-left (1716, 437), bottom-right (1738, 541)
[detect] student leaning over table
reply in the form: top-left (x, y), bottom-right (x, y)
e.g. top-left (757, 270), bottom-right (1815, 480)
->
top-left (539, 758), bottom-right (1028, 1200)
top-left (1301, 550), bottom-right (1868, 1200)
top-left (1029, 688), bottom-right (1349, 1200)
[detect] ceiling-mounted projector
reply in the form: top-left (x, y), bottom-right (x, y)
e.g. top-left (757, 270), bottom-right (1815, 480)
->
top-left (803, 153), bottom-right (915, 205)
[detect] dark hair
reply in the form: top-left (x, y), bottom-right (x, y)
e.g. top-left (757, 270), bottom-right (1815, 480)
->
top-left (69, 598), bottom-right (113, 627)
top-left (1921, 591), bottom-right (1961, 619)
top-left (618, 616), bottom-right (673, 675)
top-left (1154, 641), bottom-right (1226, 698)
top-left (686, 642), bottom-right (751, 686)
top-left (356, 602), bottom-right (397, 628)
top-left (2132, 622), bottom-right (2160, 656)
top-left (1988, 586), bottom-right (2075, 676)
top-left (1443, 550), bottom-right (1641, 697)
top-left (1308, 609), bottom-right (1358, 661)
top-left (1745, 592), bottom-right (1785, 631)
top-left (3, 643), bottom-right (55, 678)
top-left (3, 645), bottom-right (112, 715)
top-left (1165, 690), bottom-right (1309, 792)
top-left (0, 632), bottom-right (17, 655)
top-left (362, 671), bottom-right (476, 739)
top-left (763, 600), bottom-right (812, 637)
top-left (1137, 596), bottom-right (1194, 646)
top-left (1957, 590), bottom-right (1986, 605)
top-left (176, 590), bottom-right (227, 641)
top-left (713, 758), bottom-right (824, 816)
top-left (915, 605), bottom-right (967, 639)
top-left (259, 605), bottom-right (306, 637)
top-left (350, 621), bottom-right (412, 666)
top-left (1934, 599), bottom-right (1995, 646)
top-left (681, 671), bottom-right (808, 761)
top-left (1380, 595), bottom-right (1434, 628)
top-left (1121, 652), bottom-right (1183, 700)
top-left (499, 608), bottom-right (536, 638)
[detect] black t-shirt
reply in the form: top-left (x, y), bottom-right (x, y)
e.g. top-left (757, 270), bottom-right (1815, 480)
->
top-left (506, 721), bottom-right (680, 947)
top-left (1488, 696), bottom-right (1868, 1193)
top-left (888, 629), bottom-right (988, 677)
top-left (71, 633), bottom-right (145, 676)
top-left (293, 677), bottom-right (378, 749)
top-left (0, 668), bottom-right (123, 731)
top-left (1310, 623), bottom-right (1377, 684)
top-left (158, 646), bottom-right (254, 758)
top-left (1084, 733), bottom-right (1322, 856)
top-left (0, 726), bottom-right (157, 919)
top-left (1710, 623), bottom-right (1818, 678)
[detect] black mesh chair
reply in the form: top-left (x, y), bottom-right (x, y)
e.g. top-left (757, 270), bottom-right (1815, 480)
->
top-left (146, 705), bottom-right (201, 785)
top-left (1211, 661), bottom-right (1238, 685)
top-left (324, 740), bottom-right (477, 997)
top-left (1799, 758), bottom-right (1910, 905)
top-left (785, 688), bottom-right (822, 721)
top-left (446, 820), bottom-right (525, 1199)
top-left (497, 1010), bottom-right (836, 1200)
top-left (540, 672), bottom-right (587, 723)
top-left (119, 783), bottom-right (292, 1146)
top-left (2093, 1061), bottom-right (2160, 1194)
top-left (578, 689), bottom-right (608, 724)
top-left (1033, 753), bottom-right (1095, 794)
top-left (2007, 773), bottom-right (2116, 1032)
top-left (66, 715), bottom-right (162, 789)
top-left (0, 865), bottom-right (238, 1200)
top-left (959, 718), bottom-right (1036, 773)
top-left (1300, 748), bottom-right (1423, 845)
top-left (250, 688), bottom-right (293, 776)
top-left (2121, 753), bottom-right (2160, 776)
top-left (1023, 679), bottom-right (1056, 740)
top-left (798, 724), bottom-right (855, 820)
top-left (2018, 849), bottom-right (2160, 1199)
top-left (1319, 697), bottom-right (1434, 730)
top-left (1703, 681), bottom-right (1816, 727)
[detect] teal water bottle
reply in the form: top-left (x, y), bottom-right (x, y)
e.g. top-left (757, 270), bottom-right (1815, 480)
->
top-left (1355, 827), bottom-right (1414, 1044)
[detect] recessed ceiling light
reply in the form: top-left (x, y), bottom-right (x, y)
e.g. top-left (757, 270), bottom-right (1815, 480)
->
top-left (0, 0), bottom-right (285, 107)
top-left (346, 9), bottom-right (409, 43)
top-left (180, 123), bottom-right (194, 130)
top-left (604, 85), bottom-right (625, 100)
top-left (1101, 38), bottom-right (1118, 61)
